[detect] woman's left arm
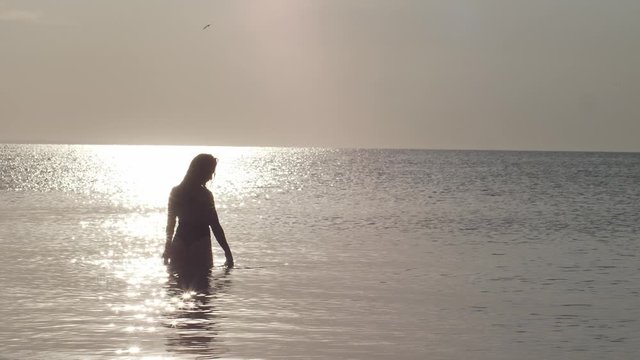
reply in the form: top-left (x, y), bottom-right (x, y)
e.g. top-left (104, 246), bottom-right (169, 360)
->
top-left (163, 190), bottom-right (177, 264)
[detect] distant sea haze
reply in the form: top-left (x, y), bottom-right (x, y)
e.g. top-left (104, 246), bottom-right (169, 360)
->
top-left (1, 144), bottom-right (639, 359)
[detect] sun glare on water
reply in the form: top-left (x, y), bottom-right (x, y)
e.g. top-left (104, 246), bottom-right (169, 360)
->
top-left (82, 145), bottom-right (262, 209)
top-left (76, 145), bottom-right (267, 357)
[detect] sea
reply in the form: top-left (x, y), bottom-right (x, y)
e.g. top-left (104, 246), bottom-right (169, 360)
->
top-left (0, 144), bottom-right (639, 360)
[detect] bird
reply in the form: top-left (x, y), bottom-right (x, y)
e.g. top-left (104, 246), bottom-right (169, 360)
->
top-left (202, 24), bottom-right (211, 30)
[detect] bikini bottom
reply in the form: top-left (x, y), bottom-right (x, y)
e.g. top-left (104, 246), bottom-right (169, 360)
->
top-left (169, 236), bottom-right (213, 271)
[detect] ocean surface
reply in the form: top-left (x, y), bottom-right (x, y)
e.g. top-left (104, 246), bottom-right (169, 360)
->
top-left (0, 144), bottom-right (639, 359)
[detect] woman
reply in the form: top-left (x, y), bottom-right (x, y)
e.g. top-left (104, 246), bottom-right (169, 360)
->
top-left (162, 154), bottom-right (234, 271)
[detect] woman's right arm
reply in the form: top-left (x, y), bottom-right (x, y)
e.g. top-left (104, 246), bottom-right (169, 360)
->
top-left (211, 211), bottom-right (234, 268)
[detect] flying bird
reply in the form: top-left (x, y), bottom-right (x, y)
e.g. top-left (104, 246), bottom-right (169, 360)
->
top-left (202, 24), bottom-right (211, 30)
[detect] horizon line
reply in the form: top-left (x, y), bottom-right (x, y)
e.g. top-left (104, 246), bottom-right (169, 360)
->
top-left (1, 140), bottom-right (639, 154)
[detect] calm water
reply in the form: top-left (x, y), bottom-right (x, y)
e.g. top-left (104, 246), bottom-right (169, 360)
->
top-left (1, 144), bottom-right (639, 359)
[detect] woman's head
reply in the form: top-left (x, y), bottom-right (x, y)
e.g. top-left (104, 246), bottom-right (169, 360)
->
top-left (182, 154), bottom-right (217, 186)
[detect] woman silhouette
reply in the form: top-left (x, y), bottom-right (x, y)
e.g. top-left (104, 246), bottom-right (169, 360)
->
top-left (162, 154), bottom-right (234, 271)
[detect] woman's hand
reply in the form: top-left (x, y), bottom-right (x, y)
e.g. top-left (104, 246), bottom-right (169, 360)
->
top-left (162, 245), bottom-right (171, 265)
top-left (224, 254), bottom-right (234, 268)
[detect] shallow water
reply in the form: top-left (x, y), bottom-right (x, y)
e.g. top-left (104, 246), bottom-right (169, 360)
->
top-left (0, 144), bottom-right (639, 359)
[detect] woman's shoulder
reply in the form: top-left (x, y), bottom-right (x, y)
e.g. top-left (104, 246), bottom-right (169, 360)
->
top-left (201, 187), bottom-right (214, 200)
top-left (169, 185), bottom-right (183, 197)
top-left (170, 184), bottom-right (213, 200)
top-left (169, 185), bottom-right (195, 202)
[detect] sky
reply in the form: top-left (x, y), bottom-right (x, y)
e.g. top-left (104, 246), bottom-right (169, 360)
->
top-left (1, 0), bottom-right (639, 151)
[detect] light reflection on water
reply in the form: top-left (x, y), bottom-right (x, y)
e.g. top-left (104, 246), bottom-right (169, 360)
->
top-left (72, 144), bottom-right (305, 358)
top-left (0, 144), bottom-right (276, 358)
top-left (78, 145), bottom-right (271, 208)
top-left (87, 221), bottom-right (235, 358)
top-left (87, 209), bottom-right (238, 358)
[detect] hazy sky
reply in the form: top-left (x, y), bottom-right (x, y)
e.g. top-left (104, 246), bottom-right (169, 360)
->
top-left (1, 0), bottom-right (639, 151)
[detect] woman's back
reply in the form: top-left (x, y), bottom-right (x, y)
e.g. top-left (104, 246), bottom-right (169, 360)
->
top-left (168, 184), bottom-right (215, 269)
top-left (170, 184), bottom-right (215, 242)
top-left (170, 184), bottom-right (215, 219)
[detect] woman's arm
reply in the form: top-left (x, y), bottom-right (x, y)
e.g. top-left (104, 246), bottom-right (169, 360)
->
top-left (210, 211), bottom-right (234, 267)
top-left (163, 192), bottom-right (177, 264)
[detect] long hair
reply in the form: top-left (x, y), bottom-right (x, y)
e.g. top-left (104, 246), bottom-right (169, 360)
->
top-left (181, 154), bottom-right (217, 187)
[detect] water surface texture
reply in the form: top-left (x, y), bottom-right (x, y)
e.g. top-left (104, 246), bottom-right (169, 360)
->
top-left (1, 144), bottom-right (639, 359)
